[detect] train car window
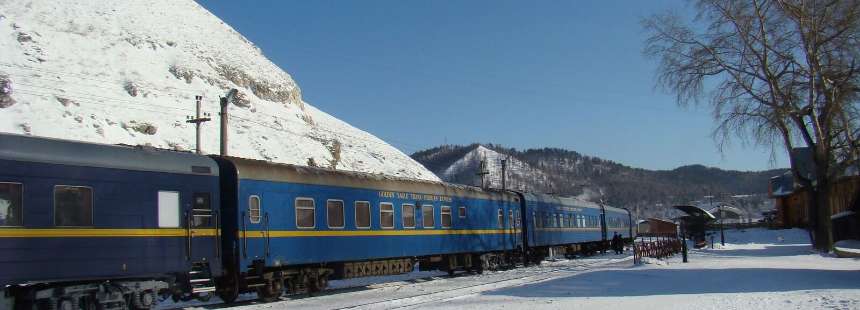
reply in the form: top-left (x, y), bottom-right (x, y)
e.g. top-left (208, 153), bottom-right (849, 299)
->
top-left (497, 209), bottom-right (503, 228)
top-left (441, 206), bottom-right (452, 228)
top-left (380, 203), bottom-right (394, 229)
top-left (458, 206), bottom-right (466, 218)
top-left (54, 185), bottom-right (93, 227)
top-left (355, 201), bottom-right (371, 229)
top-left (157, 191), bottom-right (180, 228)
top-left (515, 213), bottom-right (521, 228)
top-left (508, 210), bottom-right (514, 228)
top-left (422, 205), bottom-right (435, 228)
top-left (248, 195), bottom-right (262, 224)
top-left (295, 198), bottom-right (315, 229)
top-left (192, 192), bottom-right (212, 227)
top-left (327, 200), bottom-right (345, 229)
top-left (402, 204), bottom-right (416, 228)
top-left (0, 183), bottom-right (23, 227)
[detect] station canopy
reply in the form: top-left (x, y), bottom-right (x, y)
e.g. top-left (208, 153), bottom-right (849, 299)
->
top-left (673, 205), bottom-right (716, 221)
top-left (707, 205), bottom-right (745, 220)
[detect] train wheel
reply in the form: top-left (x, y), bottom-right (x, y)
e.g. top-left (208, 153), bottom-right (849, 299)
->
top-left (257, 279), bottom-right (283, 302)
top-left (217, 274), bottom-right (239, 304)
top-left (131, 291), bottom-right (156, 310)
top-left (302, 273), bottom-right (316, 297)
top-left (314, 275), bottom-right (329, 292)
top-left (57, 298), bottom-right (76, 310)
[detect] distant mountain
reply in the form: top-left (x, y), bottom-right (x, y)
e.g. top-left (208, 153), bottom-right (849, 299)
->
top-left (412, 144), bottom-right (784, 219)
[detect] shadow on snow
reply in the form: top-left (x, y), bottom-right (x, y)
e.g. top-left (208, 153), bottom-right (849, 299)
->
top-left (483, 267), bottom-right (860, 298)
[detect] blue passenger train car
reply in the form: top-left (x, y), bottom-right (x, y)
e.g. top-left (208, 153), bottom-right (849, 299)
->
top-left (518, 192), bottom-right (633, 261)
top-left (0, 133), bottom-right (221, 309)
top-left (213, 157), bottom-right (523, 301)
top-left (0, 133), bottom-right (637, 309)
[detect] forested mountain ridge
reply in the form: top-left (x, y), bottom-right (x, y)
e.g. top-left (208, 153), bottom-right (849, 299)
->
top-left (412, 144), bottom-right (783, 219)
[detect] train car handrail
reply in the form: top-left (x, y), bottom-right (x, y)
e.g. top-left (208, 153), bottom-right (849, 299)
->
top-left (214, 211), bottom-right (220, 258)
top-left (241, 211), bottom-right (247, 259)
top-left (264, 213), bottom-right (270, 257)
top-left (185, 211), bottom-right (192, 261)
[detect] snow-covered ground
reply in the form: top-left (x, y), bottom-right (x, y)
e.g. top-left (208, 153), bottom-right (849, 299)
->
top-left (166, 228), bottom-right (860, 310)
top-left (0, 0), bottom-right (438, 181)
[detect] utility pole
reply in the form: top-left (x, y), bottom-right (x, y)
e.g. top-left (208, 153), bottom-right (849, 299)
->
top-left (476, 159), bottom-right (489, 189)
top-left (719, 203), bottom-right (726, 246)
top-left (501, 158), bottom-right (507, 191)
top-left (219, 96), bottom-right (229, 156)
top-left (186, 95), bottom-right (211, 154)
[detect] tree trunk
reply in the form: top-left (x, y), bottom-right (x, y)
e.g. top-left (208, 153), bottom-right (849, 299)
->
top-left (813, 181), bottom-right (833, 251)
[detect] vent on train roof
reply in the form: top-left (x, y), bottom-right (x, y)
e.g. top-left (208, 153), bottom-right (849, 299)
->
top-left (191, 166), bottom-right (212, 174)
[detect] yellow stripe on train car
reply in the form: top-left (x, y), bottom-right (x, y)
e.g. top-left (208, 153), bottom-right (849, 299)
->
top-left (241, 228), bottom-right (522, 238)
top-left (0, 228), bottom-right (218, 238)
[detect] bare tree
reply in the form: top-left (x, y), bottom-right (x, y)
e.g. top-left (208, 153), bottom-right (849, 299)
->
top-left (643, 0), bottom-right (860, 250)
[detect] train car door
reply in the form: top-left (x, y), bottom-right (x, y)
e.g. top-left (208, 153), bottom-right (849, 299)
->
top-left (243, 194), bottom-right (269, 262)
top-left (188, 192), bottom-right (218, 263)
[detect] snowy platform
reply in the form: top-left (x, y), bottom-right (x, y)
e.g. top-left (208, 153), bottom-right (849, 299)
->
top-left (167, 228), bottom-right (860, 310)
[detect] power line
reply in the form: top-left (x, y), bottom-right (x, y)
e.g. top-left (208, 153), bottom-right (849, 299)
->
top-left (0, 62), bottom-right (209, 95)
top-left (4, 64), bottom-right (429, 153)
top-left (12, 88), bottom-right (420, 154)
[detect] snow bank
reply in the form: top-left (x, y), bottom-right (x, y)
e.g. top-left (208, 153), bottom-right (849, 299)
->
top-left (0, 0), bottom-right (439, 181)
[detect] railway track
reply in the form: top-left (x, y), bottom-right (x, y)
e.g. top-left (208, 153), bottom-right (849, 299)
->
top-left (331, 256), bottom-right (632, 310)
top-left (166, 255), bottom-right (632, 310)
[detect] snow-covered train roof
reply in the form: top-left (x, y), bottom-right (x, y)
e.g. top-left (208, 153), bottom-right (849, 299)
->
top-left (0, 133), bottom-right (219, 176)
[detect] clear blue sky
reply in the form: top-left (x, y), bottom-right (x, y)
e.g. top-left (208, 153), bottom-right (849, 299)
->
top-left (198, 0), bottom-right (787, 172)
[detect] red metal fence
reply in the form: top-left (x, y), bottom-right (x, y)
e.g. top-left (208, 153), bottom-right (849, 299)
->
top-left (633, 235), bottom-right (682, 264)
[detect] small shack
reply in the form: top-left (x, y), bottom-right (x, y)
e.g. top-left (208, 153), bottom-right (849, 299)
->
top-left (638, 218), bottom-right (678, 237)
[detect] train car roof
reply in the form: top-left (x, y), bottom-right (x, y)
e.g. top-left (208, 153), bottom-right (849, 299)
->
top-left (0, 133), bottom-right (219, 176)
top-left (522, 192), bottom-right (629, 215)
top-left (521, 192), bottom-right (602, 210)
top-left (222, 156), bottom-right (513, 201)
top-left (604, 205), bottom-right (630, 215)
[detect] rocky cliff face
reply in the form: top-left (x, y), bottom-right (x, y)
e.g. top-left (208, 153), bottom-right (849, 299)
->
top-left (0, 0), bottom-right (438, 181)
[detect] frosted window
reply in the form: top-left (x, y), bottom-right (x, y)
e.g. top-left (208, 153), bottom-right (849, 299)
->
top-left (327, 200), bottom-right (345, 228)
top-left (158, 191), bottom-right (180, 228)
top-left (441, 206), bottom-right (452, 228)
top-left (249, 196), bottom-right (261, 224)
top-left (380, 203), bottom-right (394, 228)
top-left (0, 183), bottom-right (22, 226)
top-left (355, 201), bottom-right (371, 229)
top-left (296, 198), bottom-right (315, 228)
top-left (402, 204), bottom-right (416, 228)
top-left (422, 205), bottom-right (434, 228)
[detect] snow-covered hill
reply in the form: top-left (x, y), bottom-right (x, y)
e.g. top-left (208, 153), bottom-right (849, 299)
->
top-left (413, 144), bottom-right (779, 218)
top-left (0, 0), bottom-right (439, 181)
top-left (439, 145), bottom-right (568, 194)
